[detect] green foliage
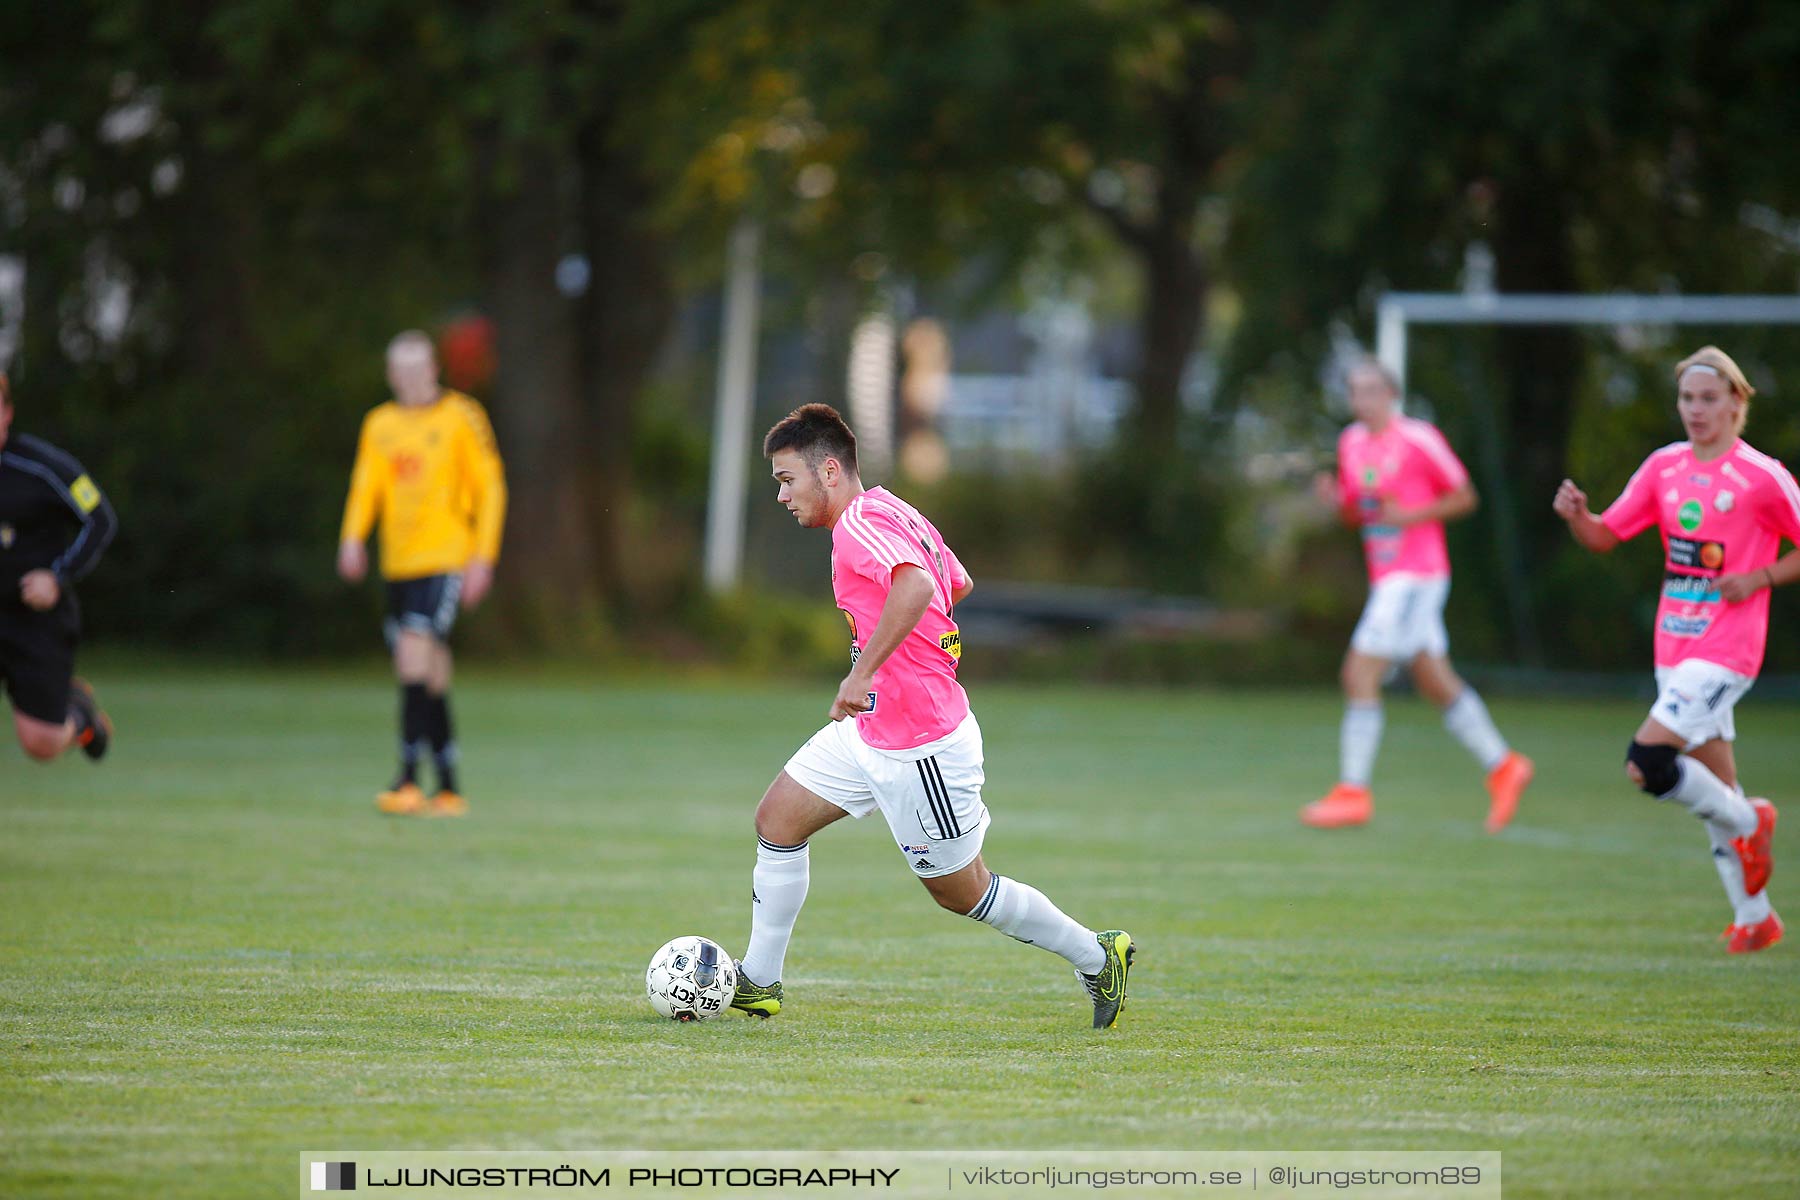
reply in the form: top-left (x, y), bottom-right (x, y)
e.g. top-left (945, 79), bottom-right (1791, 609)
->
top-left (911, 447), bottom-right (1235, 596)
top-left (678, 588), bottom-right (849, 678)
top-left (6, 1), bottom-right (1800, 672)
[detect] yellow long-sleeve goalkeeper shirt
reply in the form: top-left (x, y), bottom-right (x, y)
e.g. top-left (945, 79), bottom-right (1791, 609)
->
top-left (339, 390), bottom-right (508, 581)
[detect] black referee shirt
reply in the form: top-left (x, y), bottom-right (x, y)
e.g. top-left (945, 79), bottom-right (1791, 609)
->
top-left (0, 433), bottom-right (117, 612)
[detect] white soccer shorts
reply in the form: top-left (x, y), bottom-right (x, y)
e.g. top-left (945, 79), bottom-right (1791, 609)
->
top-left (1350, 573), bottom-right (1451, 661)
top-left (782, 710), bottom-right (991, 879)
top-left (1651, 659), bottom-right (1755, 748)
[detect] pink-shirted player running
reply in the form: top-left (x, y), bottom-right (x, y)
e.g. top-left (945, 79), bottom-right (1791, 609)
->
top-left (729, 403), bottom-right (1135, 1027)
top-left (1304, 359), bottom-right (1535, 831)
top-left (1556, 345), bottom-right (1799, 954)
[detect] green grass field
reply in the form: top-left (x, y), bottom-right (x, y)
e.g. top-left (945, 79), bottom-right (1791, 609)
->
top-left (3, 667), bottom-right (1798, 1198)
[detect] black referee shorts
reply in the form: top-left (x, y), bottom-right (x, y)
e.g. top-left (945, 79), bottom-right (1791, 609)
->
top-left (383, 572), bottom-right (463, 648)
top-left (0, 599), bottom-right (79, 724)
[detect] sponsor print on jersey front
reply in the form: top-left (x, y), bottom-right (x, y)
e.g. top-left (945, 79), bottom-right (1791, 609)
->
top-left (1601, 439), bottom-right (1800, 677)
top-left (1660, 534), bottom-right (1727, 623)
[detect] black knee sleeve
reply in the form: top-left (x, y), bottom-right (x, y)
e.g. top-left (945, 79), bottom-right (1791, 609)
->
top-left (1626, 741), bottom-right (1681, 796)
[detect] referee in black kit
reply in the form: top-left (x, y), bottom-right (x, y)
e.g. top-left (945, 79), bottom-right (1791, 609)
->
top-left (0, 371), bottom-right (117, 762)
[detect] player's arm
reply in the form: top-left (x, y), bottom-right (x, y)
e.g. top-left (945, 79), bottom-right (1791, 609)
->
top-left (337, 414), bottom-right (385, 582)
top-left (1312, 468), bottom-right (1359, 528)
top-left (460, 401), bottom-right (508, 607)
top-left (1719, 546), bottom-right (1800, 604)
top-left (947, 545), bottom-right (973, 605)
top-left (1384, 424), bottom-right (1477, 526)
top-left (1720, 478), bottom-right (1800, 603)
top-left (1553, 478), bottom-right (1621, 553)
top-left (18, 442), bottom-right (117, 611)
top-left (830, 564), bottom-right (934, 721)
top-left (1384, 481), bottom-right (1478, 527)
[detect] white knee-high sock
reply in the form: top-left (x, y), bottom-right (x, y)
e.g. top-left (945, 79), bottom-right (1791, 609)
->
top-left (966, 874), bottom-right (1105, 975)
top-left (740, 838), bottom-right (809, 985)
top-left (1661, 757), bottom-right (1757, 839)
top-left (1340, 701), bottom-right (1383, 787)
top-left (1706, 822), bottom-right (1772, 926)
top-left (1442, 688), bottom-right (1508, 771)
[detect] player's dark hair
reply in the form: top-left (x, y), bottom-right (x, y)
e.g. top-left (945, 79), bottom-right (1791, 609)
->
top-left (763, 403), bottom-right (859, 475)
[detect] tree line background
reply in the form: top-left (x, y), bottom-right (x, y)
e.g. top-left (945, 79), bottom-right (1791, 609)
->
top-left (6, 0), bottom-right (1800, 677)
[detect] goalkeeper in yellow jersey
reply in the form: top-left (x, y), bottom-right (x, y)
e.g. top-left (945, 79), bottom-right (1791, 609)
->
top-left (337, 331), bottom-right (507, 816)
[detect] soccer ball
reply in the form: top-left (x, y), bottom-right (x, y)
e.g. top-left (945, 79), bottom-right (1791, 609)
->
top-left (645, 936), bottom-right (737, 1021)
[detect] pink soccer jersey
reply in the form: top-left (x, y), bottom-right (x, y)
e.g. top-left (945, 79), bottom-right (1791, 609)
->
top-left (1601, 438), bottom-right (1800, 677)
top-left (830, 487), bottom-right (971, 751)
top-left (1336, 415), bottom-right (1471, 582)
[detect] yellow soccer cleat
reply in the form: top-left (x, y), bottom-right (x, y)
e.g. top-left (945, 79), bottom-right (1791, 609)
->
top-left (1080, 930), bottom-right (1136, 1029)
top-left (730, 961), bottom-right (783, 1017)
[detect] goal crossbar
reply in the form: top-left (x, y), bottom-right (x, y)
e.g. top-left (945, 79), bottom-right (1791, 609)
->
top-left (1376, 292), bottom-right (1800, 389)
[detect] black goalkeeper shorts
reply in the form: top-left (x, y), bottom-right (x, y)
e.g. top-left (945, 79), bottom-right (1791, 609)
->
top-left (0, 599), bottom-right (79, 724)
top-left (383, 572), bottom-right (463, 647)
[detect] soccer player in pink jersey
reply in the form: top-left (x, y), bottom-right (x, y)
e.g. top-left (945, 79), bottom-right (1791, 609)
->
top-left (730, 403), bottom-right (1134, 1027)
top-left (1554, 345), bottom-right (1799, 954)
top-left (1304, 359), bottom-right (1535, 831)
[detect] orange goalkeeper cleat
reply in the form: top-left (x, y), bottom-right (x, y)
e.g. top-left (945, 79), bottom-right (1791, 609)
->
top-left (376, 781), bottom-right (427, 815)
top-left (1484, 751), bottom-right (1534, 834)
top-left (425, 790), bottom-right (468, 818)
top-left (1301, 783), bottom-right (1373, 828)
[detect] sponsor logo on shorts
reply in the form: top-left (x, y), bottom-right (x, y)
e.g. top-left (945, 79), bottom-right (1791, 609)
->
top-left (901, 844), bottom-right (931, 855)
top-left (1659, 614), bottom-right (1712, 638)
top-left (939, 629), bottom-right (961, 660)
top-left (1667, 536), bottom-right (1725, 572)
top-left (1677, 499), bottom-right (1704, 532)
top-left (913, 858), bottom-right (937, 871)
top-left (1662, 574), bottom-right (1721, 604)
